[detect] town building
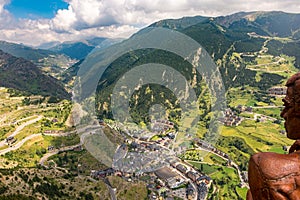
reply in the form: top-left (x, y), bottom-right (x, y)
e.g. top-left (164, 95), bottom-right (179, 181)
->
top-left (219, 108), bottom-right (243, 126)
top-left (6, 136), bottom-right (16, 145)
top-left (176, 164), bottom-right (188, 174)
top-left (268, 87), bottom-right (287, 96)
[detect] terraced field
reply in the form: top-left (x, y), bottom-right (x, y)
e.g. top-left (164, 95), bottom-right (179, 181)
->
top-left (0, 88), bottom-right (76, 168)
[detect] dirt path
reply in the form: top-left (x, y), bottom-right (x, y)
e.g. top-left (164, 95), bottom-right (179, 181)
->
top-left (39, 131), bottom-right (94, 167)
top-left (0, 133), bottom-right (42, 155)
top-left (0, 115), bottom-right (43, 148)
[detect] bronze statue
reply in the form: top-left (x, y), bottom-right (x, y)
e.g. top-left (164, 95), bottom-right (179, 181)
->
top-left (247, 72), bottom-right (300, 200)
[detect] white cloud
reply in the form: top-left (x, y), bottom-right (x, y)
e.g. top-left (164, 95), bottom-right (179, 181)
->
top-left (0, 0), bottom-right (15, 29)
top-left (0, 0), bottom-right (9, 14)
top-left (50, 5), bottom-right (77, 32)
top-left (50, 0), bottom-right (118, 32)
top-left (0, 0), bottom-right (299, 46)
top-left (49, 0), bottom-right (300, 31)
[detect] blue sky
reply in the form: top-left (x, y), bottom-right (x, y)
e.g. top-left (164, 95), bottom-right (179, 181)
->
top-left (0, 0), bottom-right (299, 46)
top-left (5, 0), bottom-right (68, 19)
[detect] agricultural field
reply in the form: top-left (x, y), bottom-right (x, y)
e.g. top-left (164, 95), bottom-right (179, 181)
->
top-left (0, 88), bottom-right (76, 168)
top-left (188, 160), bottom-right (248, 200)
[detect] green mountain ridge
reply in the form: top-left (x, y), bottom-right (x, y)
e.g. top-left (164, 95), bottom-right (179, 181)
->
top-left (0, 41), bottom-right (60, 62)
top-left (0, 50), bottom-right (70, 99)
top-left (149, 15), bottom-right (208, 30)
top-left (215, 11), bottom-right (300, 37)
top-left (90, 11), bottom-right (298, 123)
top-left (0, 40), bottom-right (77, 79)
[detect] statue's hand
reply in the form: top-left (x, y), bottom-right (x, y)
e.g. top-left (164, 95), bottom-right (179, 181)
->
top-left (289, 140), bottom-right (300, 153)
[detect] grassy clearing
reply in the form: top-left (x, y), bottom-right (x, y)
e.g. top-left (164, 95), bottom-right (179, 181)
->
top-left (272, 96), bottom-right (285, 106)
top-left (221, 120), bottom-right (292, 154)
top-left (210, 166), bottom-right (243, 199)
top-left (0, 125), bottom-right (15, 140)
top-left (12, 122), bottom-right (41, 141)
top-left (253, 107), bottom-right (282, 119)
top-left (2, 135), bottom-right (47, 167)
top-left (186, 152), bottom-right (214, 164)
top-left (189, 161), bottom-right (244, 199)
top-left (239, 112), bottom-right (254, 119)
top-left (150, 135), bottom-right (160, 141)
top-left (217, 119), bottom-right (292, 172)
top-left (187, 161), bottom-right (221, 175)
top-left (183, 150), bottom-right (227, 166)
top-left (227, 86), bottom-right (258, 107)
top-left (46, 134), bottom-right (80, 148)
top-left (174, 107), bottom-right (199, 148)
top-left (246, 53), bottom-right (298, 78)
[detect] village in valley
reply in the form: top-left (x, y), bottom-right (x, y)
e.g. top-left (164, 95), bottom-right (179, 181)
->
top-left (89, 115), bottom-right (249, 200)
top-left (87, 83), bottom-right (288, 200)
top-left (90, 119), bottom-right (214, 200)
top-left (0, 81), bottom-right (289, 200)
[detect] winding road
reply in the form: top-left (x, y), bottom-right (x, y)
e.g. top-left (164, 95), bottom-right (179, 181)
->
top-left (39, 143), bottom-right (82, 167)
top-left (0, 133), bottom-right (41, 155)
top-left (0, 115), bottom-right (43, 148)
top-left (194, 145), bottom-right (248, 188)
top-left (39, 128), bottom-right (100, 167)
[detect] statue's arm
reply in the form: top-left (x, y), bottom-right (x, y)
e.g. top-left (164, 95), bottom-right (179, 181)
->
top-left (289, 139), bottom-right (300, 153)
top-left (246, 190), bottom-right (253, 200)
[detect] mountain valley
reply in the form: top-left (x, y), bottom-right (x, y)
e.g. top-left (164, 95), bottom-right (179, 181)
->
top-left (0, 11), bottom-right (299, 200)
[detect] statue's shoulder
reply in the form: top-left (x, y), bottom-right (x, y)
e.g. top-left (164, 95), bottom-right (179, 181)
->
top-left (248, 152), bottom-right (300, 199)
top-left (249, 152), bottom-right (300, 180)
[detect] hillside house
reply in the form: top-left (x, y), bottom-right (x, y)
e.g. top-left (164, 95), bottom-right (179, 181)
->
top-left (6, 136), bottom-right (16, 144)
top-left (187, 171), bottom-right (200, 182)
top-left (47, 146), bottom-right (55, 151)
top-left (176, 164), bottom-right (188, 174)
top-left (236, 105), bottom-right (253, 113)
top-left (268, 87), bottom-right (286, 96)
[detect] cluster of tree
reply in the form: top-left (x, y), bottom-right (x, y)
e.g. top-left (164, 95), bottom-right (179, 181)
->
top-left (182, 150), bottom-right (203, 161)
top-left (21, 97), bottom-right (45, 106)
top-left (7, 88), bottom-right (31, 97)
top-left (0, 194), bottom-right (34, 200)
top-left (79, 192), bottom-right (94, 200)
top-left (182, 20), bottom-right (232, 60)
top-left (50, 133), bottom-right (80, 148)
top-left (267, 40), bottom-right (300, 68)
top-left (53, 152), bottom-right (80, 173)
top-left (96, 48), bottom-right (202, 124)
top-left (234, 38), bottom-right (265, 53)
top-left (35, 148), bottom-right (47, 156)
top-left (0, 184), bottom-right (8, 195)
top-left (34, 182), bottom-right (64, 198)
top-left (217, 136), bottom-right (254, 171)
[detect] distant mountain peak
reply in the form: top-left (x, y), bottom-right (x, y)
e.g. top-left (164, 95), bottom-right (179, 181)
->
top-left (48, 37), bottom-right (107, 60)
